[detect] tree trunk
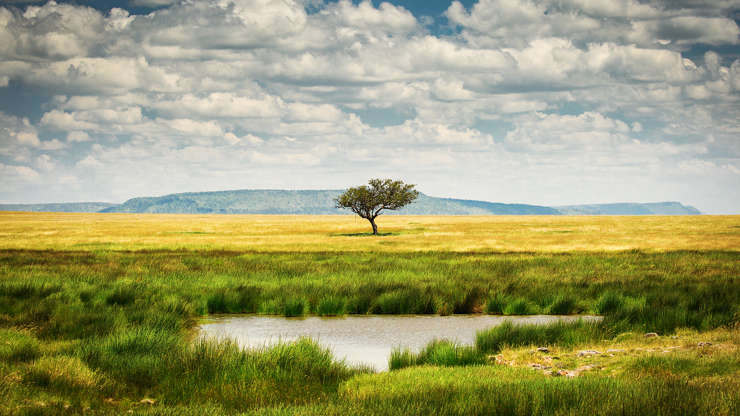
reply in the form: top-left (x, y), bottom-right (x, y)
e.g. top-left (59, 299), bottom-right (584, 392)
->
top-left (369, 217), bottom-right (378, 235)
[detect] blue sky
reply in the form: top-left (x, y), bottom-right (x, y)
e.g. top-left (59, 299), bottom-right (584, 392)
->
top-left (0, 0), bottom-right (738, 213)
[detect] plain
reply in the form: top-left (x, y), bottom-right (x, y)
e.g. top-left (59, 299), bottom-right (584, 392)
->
top-left (0, 213), bottom-right (738, 415)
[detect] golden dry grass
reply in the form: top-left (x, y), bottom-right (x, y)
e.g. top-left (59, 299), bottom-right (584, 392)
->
top-left (0, 212), bottom-right (738, 252)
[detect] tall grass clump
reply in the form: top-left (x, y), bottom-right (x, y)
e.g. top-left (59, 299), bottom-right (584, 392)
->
top-left (485, 294), bottom-right (508, 314)
top-left (476, 320), bottom-right (607, 353)
top-left (283, 298), bottom-right (307, 317)
top-left (77, 326), bottom-right (180, 388)
top-left (503, 297), bottom-right (536, 315)
top-left (452, 287), bottom-right (484, 314)
top-left (206, 286), bottom-right (261, 314)
top-left (0, 281), bottom-right (62, 300)
top-left (389, 339), bottom-right (486, 370)
top-left (594, 291), bottom-right (625, 314)
top-left (316, 296), bottom-right (346, 316)
top-left (105, 284), bottom-right (139, 306)
top-left (371, 289), bottom-right (435, 314)
top-left (161, 337), bottom-right (362, 410)
top-left (23, 356), bottom-right (104, 393)
top-left (547, 294), bottom-right (580, 315)
top-left (0, 328), bottom-right (41, 362)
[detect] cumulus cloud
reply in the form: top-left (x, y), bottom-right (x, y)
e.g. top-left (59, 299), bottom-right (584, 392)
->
top-left (0, 0), bottom-right (738, 212)
top-left (67, 131), bottom-right (91, 142)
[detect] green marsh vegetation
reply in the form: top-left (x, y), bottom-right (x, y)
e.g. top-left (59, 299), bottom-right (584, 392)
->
top-left (0, 213), bottom-right (739, 414)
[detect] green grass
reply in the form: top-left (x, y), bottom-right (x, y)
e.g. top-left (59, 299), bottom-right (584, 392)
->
top-left (5, 249), bottom-right (735, 327)
top-left (316, 296), bottom-right (347, 316)
top-left (326, 366), bottom-right (740, 416)
top-left (476, 320), bottom-right (609, 353)
top-left (0, 249), bottom-right (739, 414)
top-left (0, 328), bottom-right (42, 363)
top-left (503, 297), bottom-right (536, 315)
top-left (389, 340), bottom-right (486, 370)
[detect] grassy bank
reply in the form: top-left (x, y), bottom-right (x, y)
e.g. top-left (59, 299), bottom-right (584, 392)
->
top-left (0, 213), bottom-right (739, 414)
top-left (2, 249), bottom-right (738, 333)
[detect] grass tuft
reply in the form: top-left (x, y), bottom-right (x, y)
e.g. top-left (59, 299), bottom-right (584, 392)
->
top-left (316, 296), bottom-right (346, 316)
top-left (0, 328), bottom-right (41, 362)
top-left (476, 320), bottom-right (607, 353)
top-left (485, 294), bottom-right (508, 314)
top-left (389, 339), bottom-right (486, 370)
top-left (23, 356), bottom-right (103, 392)
top-left (547, 294), bottom-right (579, 315)
top-left (283, 298), bottom-right (307, 317)
top-left (503, 298), bottom-right (536, 315)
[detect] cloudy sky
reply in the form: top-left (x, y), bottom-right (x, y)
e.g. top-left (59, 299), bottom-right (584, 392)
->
top-left (0, 0), bottom-right (738, 213)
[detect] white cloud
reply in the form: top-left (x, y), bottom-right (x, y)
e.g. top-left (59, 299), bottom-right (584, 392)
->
top-left (0, 163), bottom-right (40, 181)
top-left (286, 103), bottom-right (343, 122)
top-left (153, 93), bottom-right (283, 119)
top-left (76, 155), bottom-right (103, 168)
top-left (558, 0), bottom-right (661, 19)
top-left (384, 119), bottom-right (493, 146)
top-left (35, 154), bottom-right (55, 172)
top-left (223, 132), bottom-right (263, 146)
top-left (15, 131), bottom-right (40, 147)
top-left (329, 0), bottom-right (417, 34)
top-left (67, 131), bottom-right (91, 142)
top-left (40, 110), bottom-right (98, 131)
top-left (162, 118), bottom-right (224, 137)
top-left (432, 78), bottom-right (474, 101)
top-left (38, 139), bottom-right (66, 150)
top-left (2, 2), bottom-right (105, 60)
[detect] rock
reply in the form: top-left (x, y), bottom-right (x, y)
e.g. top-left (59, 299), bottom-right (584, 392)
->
top-left (493, 354), bottom-right (507, 365)
top-left (644, 332), bottom-right (659, 338)
top-left (606, 349), bottom-right (624, 354)
top-left (537, 347), bottom-right (549, 353)
top-left (698, 342), bottom-right (712, 347)
top-left (577, 350), bottom-right (601, 357)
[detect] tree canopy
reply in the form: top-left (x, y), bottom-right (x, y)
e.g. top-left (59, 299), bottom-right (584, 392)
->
top-left (335, 178), bottom-right (419, 235)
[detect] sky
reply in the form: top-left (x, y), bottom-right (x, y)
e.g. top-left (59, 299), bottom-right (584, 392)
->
top-left (0, 0), bottom-right (738, 213)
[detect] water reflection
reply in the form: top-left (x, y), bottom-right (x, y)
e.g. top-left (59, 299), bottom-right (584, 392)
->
top-left (199, 314), bottom-right (599, 371)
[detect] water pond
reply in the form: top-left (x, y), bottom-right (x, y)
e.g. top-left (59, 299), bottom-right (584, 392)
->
top-left (199, 314), bottom-right (600, 371)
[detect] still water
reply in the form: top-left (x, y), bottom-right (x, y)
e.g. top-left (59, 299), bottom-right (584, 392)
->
top-left (199, 314), bottom-right (599, 371)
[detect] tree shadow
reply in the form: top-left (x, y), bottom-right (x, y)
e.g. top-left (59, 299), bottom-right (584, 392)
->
top-left (331, 232), bottom-right (398, 237)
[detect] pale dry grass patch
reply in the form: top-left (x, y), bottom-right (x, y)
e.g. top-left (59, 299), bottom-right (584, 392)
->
top-left (493, 326), bottom-right (740, 379)
top-left (0, 212), bottom-right (738, 252)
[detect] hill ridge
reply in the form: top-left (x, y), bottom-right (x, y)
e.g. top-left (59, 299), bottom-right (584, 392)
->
top-left (0, 190), bottom-right (701, 215)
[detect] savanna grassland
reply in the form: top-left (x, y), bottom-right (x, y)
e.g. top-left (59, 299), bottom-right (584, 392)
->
top-left (0, 212), bottom-right (739, 415)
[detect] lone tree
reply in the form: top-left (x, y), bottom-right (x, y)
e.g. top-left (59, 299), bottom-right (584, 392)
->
top-left (335, 178), bottom-right (419, 235)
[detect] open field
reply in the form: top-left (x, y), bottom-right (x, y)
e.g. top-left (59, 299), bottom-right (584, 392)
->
top-left (0, 213), bottom-right (739, 414)
top-left (1, 212), bottom-right (739, 252)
